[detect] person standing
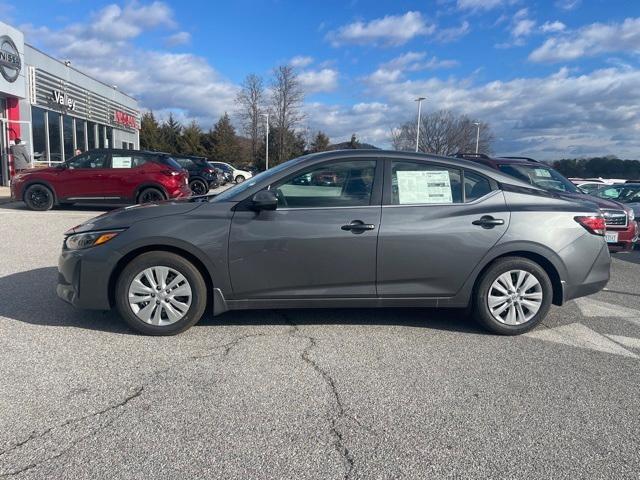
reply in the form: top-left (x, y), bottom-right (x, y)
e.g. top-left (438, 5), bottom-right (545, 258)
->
top-left (10, 138), bottom-right (32, 174)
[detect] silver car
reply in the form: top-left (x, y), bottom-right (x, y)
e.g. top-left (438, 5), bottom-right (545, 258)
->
top-left (57, 151), bottom-right (610, 336)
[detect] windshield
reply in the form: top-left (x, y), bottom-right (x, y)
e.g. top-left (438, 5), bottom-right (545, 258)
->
top-left (212, 157), bottom-right (306, 202)
top-left (594, 185), bottom-right (640, 203)
top-left (498, 164), bottom-right (579, 193)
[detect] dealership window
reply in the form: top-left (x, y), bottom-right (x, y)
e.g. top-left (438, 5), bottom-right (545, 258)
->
top-left (99, 125), bottom-right (106, 148)
top-left (87, 122), bottom-right (96, 150)
top-left (63, 115), bottom-right (73, 161)
top-left (107, 127), bottom-right (113, 149)
top-left (391, 161), bottom-right (462, 205)
top-left (48, 112), bottom-right (62, 163)
top-left (75, 118), bottom-right (86, 152)
top-left (31, 107), bottom-right (47, 162)
top-left (129, 142), bottom-right (134, 150)
top-left (272, 160), bottom-right (376, 208)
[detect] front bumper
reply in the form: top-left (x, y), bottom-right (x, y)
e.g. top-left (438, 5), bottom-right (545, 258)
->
top-left (57, 247), bottom-right (120, 310)
top-left (607, 222), bottom-right (638, 252)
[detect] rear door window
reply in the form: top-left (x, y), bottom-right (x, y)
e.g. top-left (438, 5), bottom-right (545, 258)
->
top-left (391, 161), bottom-right (462, 205)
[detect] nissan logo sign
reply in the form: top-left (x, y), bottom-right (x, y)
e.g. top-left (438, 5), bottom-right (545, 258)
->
top-left (0, 35), bottom-right (21, 83)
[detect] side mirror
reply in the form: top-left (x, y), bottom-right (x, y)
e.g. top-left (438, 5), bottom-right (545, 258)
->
top-left (251, 190), bottom-right (278, 211)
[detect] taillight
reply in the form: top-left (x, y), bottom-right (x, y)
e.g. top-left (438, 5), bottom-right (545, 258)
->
top-left (161, 170), bottom-right (181, 177)
top-left (204, 168), bottom-right (215, 174)
top-left (575, 216), bottom-right (606, 236)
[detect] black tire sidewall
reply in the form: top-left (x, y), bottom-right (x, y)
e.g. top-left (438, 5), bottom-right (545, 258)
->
top-left (473, 257), bottom-right (552, 335)
top-left (189, 179), bottom-right (207, 195)
top-left (24, 185), bottom-right (54, 211)
top-left (137, 188), bottom-right (164, 204)
top-left (235, 175), bottom-right (245, 183)
top-left (115, 252), bottom-right (208, 335)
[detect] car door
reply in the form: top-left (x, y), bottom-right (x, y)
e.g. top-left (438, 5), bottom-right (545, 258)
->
top-left (377, 158), bottom-right (510, 297)
top-left (228, 158), bottom-right (382, 299)
top-left (54, 151), bottom-right (110, 200)
top-left (102, 153), bottom-right (153, 201)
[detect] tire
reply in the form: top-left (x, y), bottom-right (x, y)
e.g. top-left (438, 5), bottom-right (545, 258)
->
top-left (235, 175), bottom-right (245, 183)
top-left (189, 178), bottom-right (208, 196)
top-left (115, 252), bottom-right (208, 335)
top-left (472, 257), bottom-right (552, 335)
top-left (137, 187), bottom-right (165, 204)
top-left (24, 184), bottom-right (54, 211)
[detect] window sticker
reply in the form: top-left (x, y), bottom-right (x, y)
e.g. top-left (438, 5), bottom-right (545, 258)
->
top-left (112, 156), bottom-right (133, 168)
top-left (534, 168), bottom-right (552, 178)
top-left (397, 170), bottom-right (453, 204)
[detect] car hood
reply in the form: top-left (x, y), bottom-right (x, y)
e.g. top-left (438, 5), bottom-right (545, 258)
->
top-left (66, 196), bottom-right (211, 233)
top-left (555, 191), bottom-right (626, 211)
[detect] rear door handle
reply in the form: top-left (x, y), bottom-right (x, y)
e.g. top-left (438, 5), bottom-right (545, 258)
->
top-left (341, 220), bottom-right (376, 234)
top-left (472, 215), bottom-right (505, 229)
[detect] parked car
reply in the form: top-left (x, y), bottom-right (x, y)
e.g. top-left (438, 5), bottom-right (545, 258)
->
top-left (57, 150), bottom-right (610, 336)
top-left (575, 182), bottom-right (610, 196)
top-left (173, 155), bottom-right (220, 195)
top-left (456, 154), bottom-right (638, 252)
top-left (209, 161), bottom-right (252, 183)
top-left (11, 149), bottom-right (191, 211)
top-left (591, 183), bottom-right (640, 226)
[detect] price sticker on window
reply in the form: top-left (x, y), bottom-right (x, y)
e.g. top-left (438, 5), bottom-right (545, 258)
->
top-left (397, 170), bottom-right (453, 204)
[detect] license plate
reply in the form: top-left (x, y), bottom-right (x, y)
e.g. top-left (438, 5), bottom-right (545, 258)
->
top-left (605, 232), bottom-right (619, 243)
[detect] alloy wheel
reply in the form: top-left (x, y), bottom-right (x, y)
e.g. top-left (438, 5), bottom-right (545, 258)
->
top-left (29, 187), bottom-right (51, 209)
top-left (128, 266), bottom-right (192, 326)
top-left (139, 190), bottom-right (163, 204)
top-left (190, 180), bottom-right (207, 195)
top-left (487, 269), bottom-right (543, 325)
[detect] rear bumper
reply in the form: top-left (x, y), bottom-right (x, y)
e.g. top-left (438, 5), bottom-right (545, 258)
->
top-left (168, 183), bottom-right (192, 199)
top-left (563, 241), bottom-right (610, 303)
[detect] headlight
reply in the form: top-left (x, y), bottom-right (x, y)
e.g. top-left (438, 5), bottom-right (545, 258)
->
top-left (628, 209), bottom-right (635, 222)
top-left (65, 230), bottom-right (123, 250)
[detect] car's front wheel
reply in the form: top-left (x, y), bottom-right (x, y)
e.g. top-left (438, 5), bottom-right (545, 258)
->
top-left (115, 252), bottom-right (208, 335)
top-left (24, 184), bottom-right (54, 211)
top-left (472, 257), bottom-right (552, 335)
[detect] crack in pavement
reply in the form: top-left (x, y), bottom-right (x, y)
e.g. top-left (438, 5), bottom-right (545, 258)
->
top-left (282, 315), bottom-right (357, 480)
top-left (0, 330), bottom-right (269, 477)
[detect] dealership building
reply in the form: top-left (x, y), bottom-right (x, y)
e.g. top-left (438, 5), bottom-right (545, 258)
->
top-left (0, 21), bottom-right (140, 186)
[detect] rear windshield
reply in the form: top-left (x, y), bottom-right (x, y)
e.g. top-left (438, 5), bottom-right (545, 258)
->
top-left (161, 156), bottom-right (185, 171)
top-left (498, 164), bottom-right (579, 193)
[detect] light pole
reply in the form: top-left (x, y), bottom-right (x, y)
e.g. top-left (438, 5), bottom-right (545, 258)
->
top-left (262, 112), bottom-right (269, 170)
top-left (473, 122), bottom-right (481, 154)
top-left (414, 97), bottom-right (426, 152)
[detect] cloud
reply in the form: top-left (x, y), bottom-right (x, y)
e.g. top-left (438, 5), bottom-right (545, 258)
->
top-left (290, 55), bottom-right (314, 68)
top-left (165, 31), bottom-right (191, 47)
top-left (22, 2), bottom-right (237, 124)
top-left (540, 21), bottom-right (566, 33)
top-left (326, 11), bottom-right (435, 47)
top-left (456, 0), bottom-right (511, 11)
top-left (555, 0), bottom-right (581, 10)
top-left (352, 65), bottom-right (640, 158)
top-left (530, 17), bottom-right (640, 63)
top-left (365, 51), bottom-right (458, 85)
top-left (494, 8), bottom-right (537, 48)
top-left (298, 68), bottom-right (339, 93)
top-left (435, 21), bottom-right (470, 43)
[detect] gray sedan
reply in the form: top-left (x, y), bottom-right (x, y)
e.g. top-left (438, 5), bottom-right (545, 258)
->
top-left (57, 150), bottom-right (610, 335)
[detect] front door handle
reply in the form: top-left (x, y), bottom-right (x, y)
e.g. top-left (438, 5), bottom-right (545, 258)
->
top-left (472, 215), bottom-right (505, 229)
top-left (341, 220), bottom-right (376, 234)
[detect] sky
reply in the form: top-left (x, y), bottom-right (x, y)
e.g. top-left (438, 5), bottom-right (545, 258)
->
top-left (4, 0), bottom-right (640, 159)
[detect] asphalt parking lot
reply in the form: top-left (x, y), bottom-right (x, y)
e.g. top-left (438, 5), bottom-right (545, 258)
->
top-left (1, 201), bottom-right (639, 479)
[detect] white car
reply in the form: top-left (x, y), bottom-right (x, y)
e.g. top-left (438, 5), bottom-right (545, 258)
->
top-left (209, 162), bottom-right (252, 183)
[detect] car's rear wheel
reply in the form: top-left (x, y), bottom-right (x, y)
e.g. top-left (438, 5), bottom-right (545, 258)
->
top-left (472, 257), bottom-right (552, 335)
top-left (137, 187), bottom-right (165, 204)
top-left (189, 178), bottom-right (208, 196)
top-left (115, 252), bottom-right (208, 335)
top-left (24, 184), bottom-right (54, 211)
top-left (235, 175), bottom-right (245, 183)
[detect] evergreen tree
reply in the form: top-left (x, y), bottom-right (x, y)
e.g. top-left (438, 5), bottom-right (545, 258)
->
top-left (180, 120), bottom-right (205, 155)
top-left (139, 111), bottom-right (163, 151)
top-left (310, 131), bottom-right (330, 153)
top-left (160, 113), bottom-right (182, 154)
top-left (209, 113), bottom-right (241, 163)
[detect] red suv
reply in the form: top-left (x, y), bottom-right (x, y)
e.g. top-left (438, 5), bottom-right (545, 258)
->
top-left (11, 149), bottom-right (191, 211)
top-left (457, 154), bottom-right (638, 252)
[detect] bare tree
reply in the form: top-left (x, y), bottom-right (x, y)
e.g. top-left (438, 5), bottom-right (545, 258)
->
top-left (392, 109), bottom-right (493, 156)
top-left (236, 74), bottom-right (264, 163)
top-left (270, 65), bottom-right (305, 164)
